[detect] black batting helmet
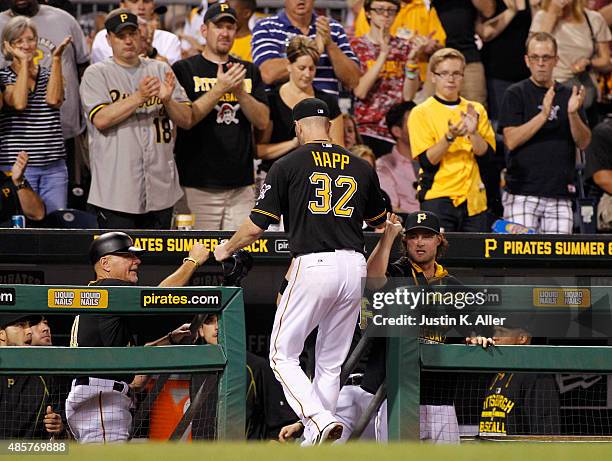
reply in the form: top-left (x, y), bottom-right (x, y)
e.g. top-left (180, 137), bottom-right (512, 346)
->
top-left (89, 232), bottom-right (144, 264)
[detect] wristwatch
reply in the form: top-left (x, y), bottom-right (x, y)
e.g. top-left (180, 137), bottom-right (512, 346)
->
top-left (445, 132), bottom-right (455, 143)
top-left (14, 179), bottom-right (29, 191)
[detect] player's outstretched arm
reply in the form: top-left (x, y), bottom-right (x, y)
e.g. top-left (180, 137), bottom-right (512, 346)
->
top-left (158, 242), bottom-right (210, 287)
top-left (214, 218), bottom-right (265, 262)
top-left (366, 213), bottom-right (402, 290)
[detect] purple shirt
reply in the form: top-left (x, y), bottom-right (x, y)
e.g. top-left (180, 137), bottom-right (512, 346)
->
top-left (376, 146), bottom-right (419, 213)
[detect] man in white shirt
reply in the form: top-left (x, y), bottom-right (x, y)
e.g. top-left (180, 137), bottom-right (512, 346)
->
top-left (91, 0), bottom-right (181, 64)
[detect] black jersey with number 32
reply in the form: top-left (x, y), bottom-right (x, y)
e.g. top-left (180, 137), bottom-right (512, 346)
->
top-left (249, 142), bottom-right (387, 255)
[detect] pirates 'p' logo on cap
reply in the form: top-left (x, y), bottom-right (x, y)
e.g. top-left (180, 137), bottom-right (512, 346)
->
top-left (120, 13), bottom-right (128, 22)
top-left (417, 213), bottom-right (427, 223)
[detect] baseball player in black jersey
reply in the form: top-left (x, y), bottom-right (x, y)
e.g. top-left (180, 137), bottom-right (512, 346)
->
top-left (66, 231), bottom-right (209, 443)
top-left (0, 314), bottom-right (66, 439)
top-left (214, 98), bottom-right (387, 444)
top-left (364, 211), bottom-right (493, 443)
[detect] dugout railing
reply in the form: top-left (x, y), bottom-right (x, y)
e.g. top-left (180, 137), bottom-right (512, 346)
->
top-left (380, 284), bottom-right (612, 441)
top-left (0, 284), bottom-right (246, 440)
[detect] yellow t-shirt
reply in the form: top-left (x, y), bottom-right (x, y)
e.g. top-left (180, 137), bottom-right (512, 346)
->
top-left (407, 96), bottom-right (495, 216)
top-left (230, 34), bottom-right (253, 62)
top-left (354, 0), bottom-right (446, 80)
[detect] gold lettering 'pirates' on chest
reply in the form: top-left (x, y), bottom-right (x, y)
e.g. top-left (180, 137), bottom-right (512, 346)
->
top-left (192, 76), bottom-right (253, 98)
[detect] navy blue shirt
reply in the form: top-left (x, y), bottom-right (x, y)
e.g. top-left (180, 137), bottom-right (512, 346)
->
top-left (499, 79), bottom-right (586, 198)
top-left (251, 10), bottom-right (358, 97)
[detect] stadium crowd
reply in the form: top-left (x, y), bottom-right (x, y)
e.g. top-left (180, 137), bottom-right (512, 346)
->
top-left (0, 0), bottom-right (611, 233)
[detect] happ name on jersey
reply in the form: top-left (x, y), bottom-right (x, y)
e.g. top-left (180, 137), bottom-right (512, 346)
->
top-left (311, 150), bottom-right (350, 170)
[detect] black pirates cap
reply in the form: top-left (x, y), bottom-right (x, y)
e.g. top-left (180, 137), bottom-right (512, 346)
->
top-left (105, 11), bottom-right (139, 34)
top-left (292, 98), bottom-right (330, 122)
top-left (204, 3), bottom-right (238, 23)
top-left (404, 211), bottom-right (441, 234)
top-left (0, 313), bottom-right (38, 329)
top-left (89, 231), bottom-right (144, 264)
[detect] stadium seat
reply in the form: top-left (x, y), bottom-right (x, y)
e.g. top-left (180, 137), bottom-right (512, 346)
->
top-left (44, 209), bottom-right (98, 229)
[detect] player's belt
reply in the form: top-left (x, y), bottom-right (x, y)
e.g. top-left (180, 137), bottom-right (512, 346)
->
top-left (293, 249), bottom-right (337, 257)
top-left (75, 377), bottom-right (132, 395)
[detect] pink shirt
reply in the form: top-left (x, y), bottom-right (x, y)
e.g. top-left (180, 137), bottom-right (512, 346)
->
top-left (376, 146), bottom-right (419, 213)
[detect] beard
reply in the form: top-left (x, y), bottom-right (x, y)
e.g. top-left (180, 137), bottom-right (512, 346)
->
top-left (12, 0), bottom-right (39, 17)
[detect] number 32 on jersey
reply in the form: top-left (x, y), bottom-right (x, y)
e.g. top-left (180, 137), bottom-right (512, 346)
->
top-left (308, 172), bottom-right (357, 217)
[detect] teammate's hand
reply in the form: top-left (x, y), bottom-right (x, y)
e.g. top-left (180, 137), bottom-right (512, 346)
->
top-left (384, 212), bottom-right (403, 240)
top-left (189, 242), bottom-right (210, 266)
top-left (130, 374), bottom-right (150, 391)
top-left (278, 421), bottom-right (303, 442)
top-left (52, 35), bottom-right (72, 59)
top-left (214, 241), bottom-right (231, 262)
top-left (158, 71), bottom-right (176, 103)
top-left (43, 406), bottom-right (63, 435)
top-left (136, 76), bottom-right (161, 103)
top-left (11, 151), bottom-right (28, 186)
top-left (465, 335), bottom-right (496, 349)
top-left (170, 323), bottom-right (192, 343)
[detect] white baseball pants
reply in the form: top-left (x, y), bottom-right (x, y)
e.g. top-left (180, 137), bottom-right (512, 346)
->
top-left (269, 250), bottom-right (367, 443)
top-left (66, 378), bottom-right (133, 443)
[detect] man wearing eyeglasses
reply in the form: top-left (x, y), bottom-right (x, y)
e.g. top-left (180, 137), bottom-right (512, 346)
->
top-left (498, 32), bottom-right (591, 234)
top-left (407, 47), bottom-right (495, 232)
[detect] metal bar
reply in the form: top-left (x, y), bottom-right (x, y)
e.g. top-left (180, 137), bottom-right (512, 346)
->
top-left (421, 344), bottom-right (612, 373)
top-left (349, 381), bottom-right (386, 440)
top-left (0, 345), bottom-right (225, 374)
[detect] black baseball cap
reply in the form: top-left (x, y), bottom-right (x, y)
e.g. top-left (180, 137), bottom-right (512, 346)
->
top-left (292, 98), bottom-right (330, 122)
top-left (0, 313), bottom-right (38, 329)
top-left (154, 5), bottom-right (167, 15)
top-left (404, 211), bottom-right (441, 234)
top-left (89, 231), bottom-right (144, 264)
top-left (105, 11), bottom-right (139, 34)
top-left (204, 3), bottom-right (237, 23)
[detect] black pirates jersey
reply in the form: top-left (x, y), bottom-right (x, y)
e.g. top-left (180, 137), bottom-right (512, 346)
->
top-left (250, 142), bottom-right (387, 256)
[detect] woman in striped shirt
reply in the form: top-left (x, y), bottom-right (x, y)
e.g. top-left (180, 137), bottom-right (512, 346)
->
top-left (0, 16), bottom-right (72, 215)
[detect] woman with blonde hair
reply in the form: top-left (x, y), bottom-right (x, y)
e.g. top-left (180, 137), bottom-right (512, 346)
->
top-left (530, 0), bottom-right (611, 109)
top-left (257, 36), bottom-right (343, 177)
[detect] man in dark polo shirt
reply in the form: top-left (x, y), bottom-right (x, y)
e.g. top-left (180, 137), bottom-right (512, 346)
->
top-left (65, 231), bottom-right (209, 443)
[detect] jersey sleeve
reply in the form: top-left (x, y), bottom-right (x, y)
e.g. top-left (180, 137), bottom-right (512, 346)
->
top-left (249, 162), bottom-right (284, 229)
top-left (364, 169), bottom-right (388, 227)
top-left (498, 85), bottom-right (524, 132)
top-left (408, 105), bottom-right (436, 159)
top-left (80, 66), bottom-right (112, 123)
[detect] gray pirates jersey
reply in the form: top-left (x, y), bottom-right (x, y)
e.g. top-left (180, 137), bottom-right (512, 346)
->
top-left (80, 57), bottom-right (190, 214)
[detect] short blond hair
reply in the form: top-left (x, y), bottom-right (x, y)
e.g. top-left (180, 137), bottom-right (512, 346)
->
top-left (350, 144), bottom-right (376, 168)
top-left (428, 48), bottom-right (465, 74)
